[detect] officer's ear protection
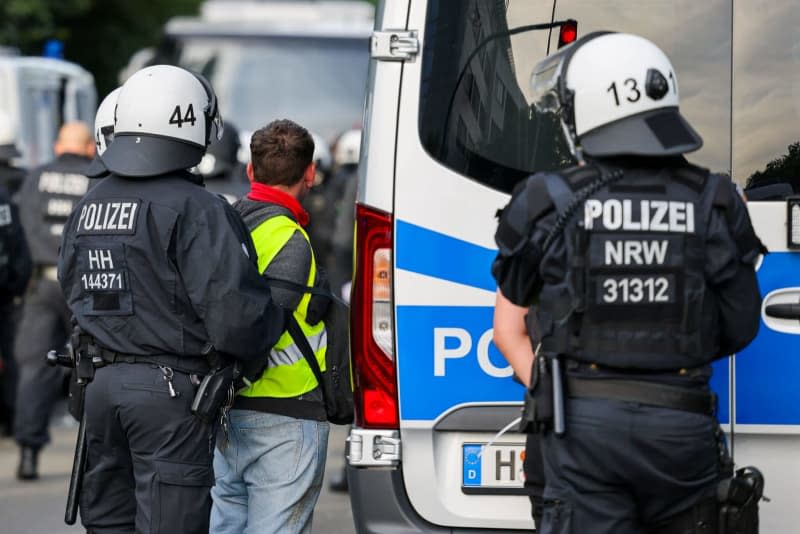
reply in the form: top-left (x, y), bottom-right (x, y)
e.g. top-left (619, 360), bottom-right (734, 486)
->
top-left (190, 71), bottom-right (222, 146)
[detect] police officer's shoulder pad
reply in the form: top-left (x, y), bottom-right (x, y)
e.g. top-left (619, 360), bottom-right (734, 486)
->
top-left (672, 163), bottom-right (709, 193)
top-left (495, 174), bottom-right (553, 255)
top-left (560, 165), bottom-right (602, 191)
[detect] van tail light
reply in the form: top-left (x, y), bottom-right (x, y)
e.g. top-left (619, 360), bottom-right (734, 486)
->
top-left (351, 203), bottom-right (398, 428)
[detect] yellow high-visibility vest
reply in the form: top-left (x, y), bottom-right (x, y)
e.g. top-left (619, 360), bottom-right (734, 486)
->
top-left (240, 214), bottom-right (326, 399)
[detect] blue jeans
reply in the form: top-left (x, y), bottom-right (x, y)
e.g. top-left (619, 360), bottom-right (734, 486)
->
top-left (210, 410), bottom-right (330, 534)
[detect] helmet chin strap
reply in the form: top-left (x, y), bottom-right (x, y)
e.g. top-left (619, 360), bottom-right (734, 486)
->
top-left (559, 116), bottom-right (585, 165)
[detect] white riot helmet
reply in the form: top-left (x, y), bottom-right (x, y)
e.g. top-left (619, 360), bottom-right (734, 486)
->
top-left (94, 87), bottom-right (121, 155)
top-left (97, 65), bottom-right (223, 177)
top-left (530, 32), bottom-right (702, 160)
top-left (334, 129), bottom-right (361, 167)
top-left (311, 131), bottom-right (331, 174)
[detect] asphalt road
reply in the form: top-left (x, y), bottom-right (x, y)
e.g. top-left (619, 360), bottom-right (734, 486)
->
top-left (0, 415), bottom-right (355, 533)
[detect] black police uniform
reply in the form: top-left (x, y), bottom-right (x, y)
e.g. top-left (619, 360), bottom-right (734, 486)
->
top-left (13, 153), bottom-right (91, 458)
top-left (0, 184), bottom-right (32, 435)
top-left (493, 157), bottom-right (763, 534)
top-left (58, 170), bottom-right (283, 533)
top-left (0, 159), bottom-right (26, 198)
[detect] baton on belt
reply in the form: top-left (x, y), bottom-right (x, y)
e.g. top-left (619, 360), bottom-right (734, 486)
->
top-left (551, 355), bottom-right (565, 436)
top-left (46, 346), bottom-right (91, 525)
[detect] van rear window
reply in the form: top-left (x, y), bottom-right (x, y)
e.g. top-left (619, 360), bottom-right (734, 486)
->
top-left (418, 0), bottom-right (731, 194)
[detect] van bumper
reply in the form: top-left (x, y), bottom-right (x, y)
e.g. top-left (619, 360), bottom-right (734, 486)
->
top-left (347, 465), bottom-right (517, 533)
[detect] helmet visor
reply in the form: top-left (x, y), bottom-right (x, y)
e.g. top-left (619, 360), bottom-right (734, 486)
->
top-left (530, 49), bottom-right (569, 113)
top-left (580, 107), bottom-right (702, 157)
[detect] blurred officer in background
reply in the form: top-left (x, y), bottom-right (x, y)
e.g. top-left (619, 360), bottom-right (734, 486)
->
top-left (195, 120), bottom-right (248, 202)
top-left (13, 121), bottom-right (94, 479)
top-left (326, 128), bottom-right (361, 297)
top-left (492, 33), bottom-right (763, 533)
top-left (303, 138), bottom-right (334, 269)
top-left (58, 65), bottom-right (283, 533)
top-left (0, 110), bottom-right (25, 196)
top-left (0, 176), bottom-right (32, 437)
top-left (325, 129), bottom-right (361, 493)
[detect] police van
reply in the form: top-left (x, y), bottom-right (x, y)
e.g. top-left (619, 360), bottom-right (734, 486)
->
top-left (0, 56), bottom-right (96, 169)
top-left (348, 1), bottom-right (799, 532)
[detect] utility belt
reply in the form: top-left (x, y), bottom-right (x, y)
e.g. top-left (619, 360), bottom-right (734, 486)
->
top-left (90, 346), bottom-right (211, 376)
top-left (76, 337), bottom-right (233, 425)
top-left (520, 355), bottom-right (714, 435)
top-left (566, 376), bottom-right (716, 415)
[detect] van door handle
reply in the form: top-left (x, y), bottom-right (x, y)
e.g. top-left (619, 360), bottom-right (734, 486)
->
top-left (764, 303), bottom-right (800, 320)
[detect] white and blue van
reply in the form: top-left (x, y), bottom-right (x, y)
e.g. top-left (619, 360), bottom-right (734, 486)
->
top-left (347, 1), bottom-right (799, 532)
top-left (0, 56), bottom-right (96, 170)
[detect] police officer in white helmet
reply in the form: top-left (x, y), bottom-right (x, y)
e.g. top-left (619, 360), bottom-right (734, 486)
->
top-left (492, 33), bottom-right (764, 533)
top-left (93, 86), bottom-right (121, 157)
top-left (57, 65), bottom-right (284, 532)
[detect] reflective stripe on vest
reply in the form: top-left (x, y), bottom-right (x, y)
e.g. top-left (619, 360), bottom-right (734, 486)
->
top-left (240, 214), bottom-right (327, 399)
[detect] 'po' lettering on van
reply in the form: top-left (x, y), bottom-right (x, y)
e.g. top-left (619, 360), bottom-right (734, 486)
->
top-left (584, 199), bottom-right (695, 233)
top-left (76, 200), bottom-right (140, 235)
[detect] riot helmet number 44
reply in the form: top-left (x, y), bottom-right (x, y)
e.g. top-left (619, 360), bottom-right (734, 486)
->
top-left (96, 65), bottom-right (224, 178)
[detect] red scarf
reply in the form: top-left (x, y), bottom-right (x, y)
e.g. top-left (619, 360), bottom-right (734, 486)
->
top-left (247, 182), bottom-right (309, 227)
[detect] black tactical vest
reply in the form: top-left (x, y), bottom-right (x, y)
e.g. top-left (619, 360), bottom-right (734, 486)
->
top-left (18, 153), bottom-right (92, 266)
top-left (537, 163), bottom-right (726, 370)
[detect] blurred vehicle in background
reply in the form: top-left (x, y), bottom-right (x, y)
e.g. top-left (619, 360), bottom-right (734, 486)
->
top-left (0, 56), bottom-right (96, 172)
top-left (154, 0), bottom-right (371, 147)
top-left (127, 0), bottom-right (372, 243)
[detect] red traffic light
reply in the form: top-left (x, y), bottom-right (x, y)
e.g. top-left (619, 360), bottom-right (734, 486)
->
top-left (558, 20), bottom-right (578, 48)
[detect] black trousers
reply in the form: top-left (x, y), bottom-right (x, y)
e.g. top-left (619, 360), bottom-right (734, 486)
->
top-left (524, 433), bottom-right (545, 525)
top-left (13, 278), bottom-right (71, 448)
top-left (0, 300), bottom-right (20, 434)
top-left (540, 397), bottom-right (720, 534)
top-left (81, 363), bottom-right (214, 533)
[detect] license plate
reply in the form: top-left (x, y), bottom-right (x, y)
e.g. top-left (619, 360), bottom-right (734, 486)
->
top-left (462, 442), bottom-right (526, 493)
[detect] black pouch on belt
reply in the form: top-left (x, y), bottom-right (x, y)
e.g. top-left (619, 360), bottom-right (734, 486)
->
top-left (519, 355), bottom-right (554, 434)
top-left (191, 365), bottom-right (234, 425)
top-left (519, 357), bottom-right (538, 433)
top-left (718, 466), bottom-right (764, 534)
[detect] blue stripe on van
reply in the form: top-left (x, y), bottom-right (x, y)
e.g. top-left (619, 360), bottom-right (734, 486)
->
top-left (396, 303), bottom-right (732, 423)
top-left (395, 220), bottom-right (497, 291)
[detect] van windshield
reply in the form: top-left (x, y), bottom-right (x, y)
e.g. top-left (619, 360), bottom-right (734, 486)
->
top-left (160, 35), bottom-right (369, 142)
top-left (419, 0), bottom-right (732, 194)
